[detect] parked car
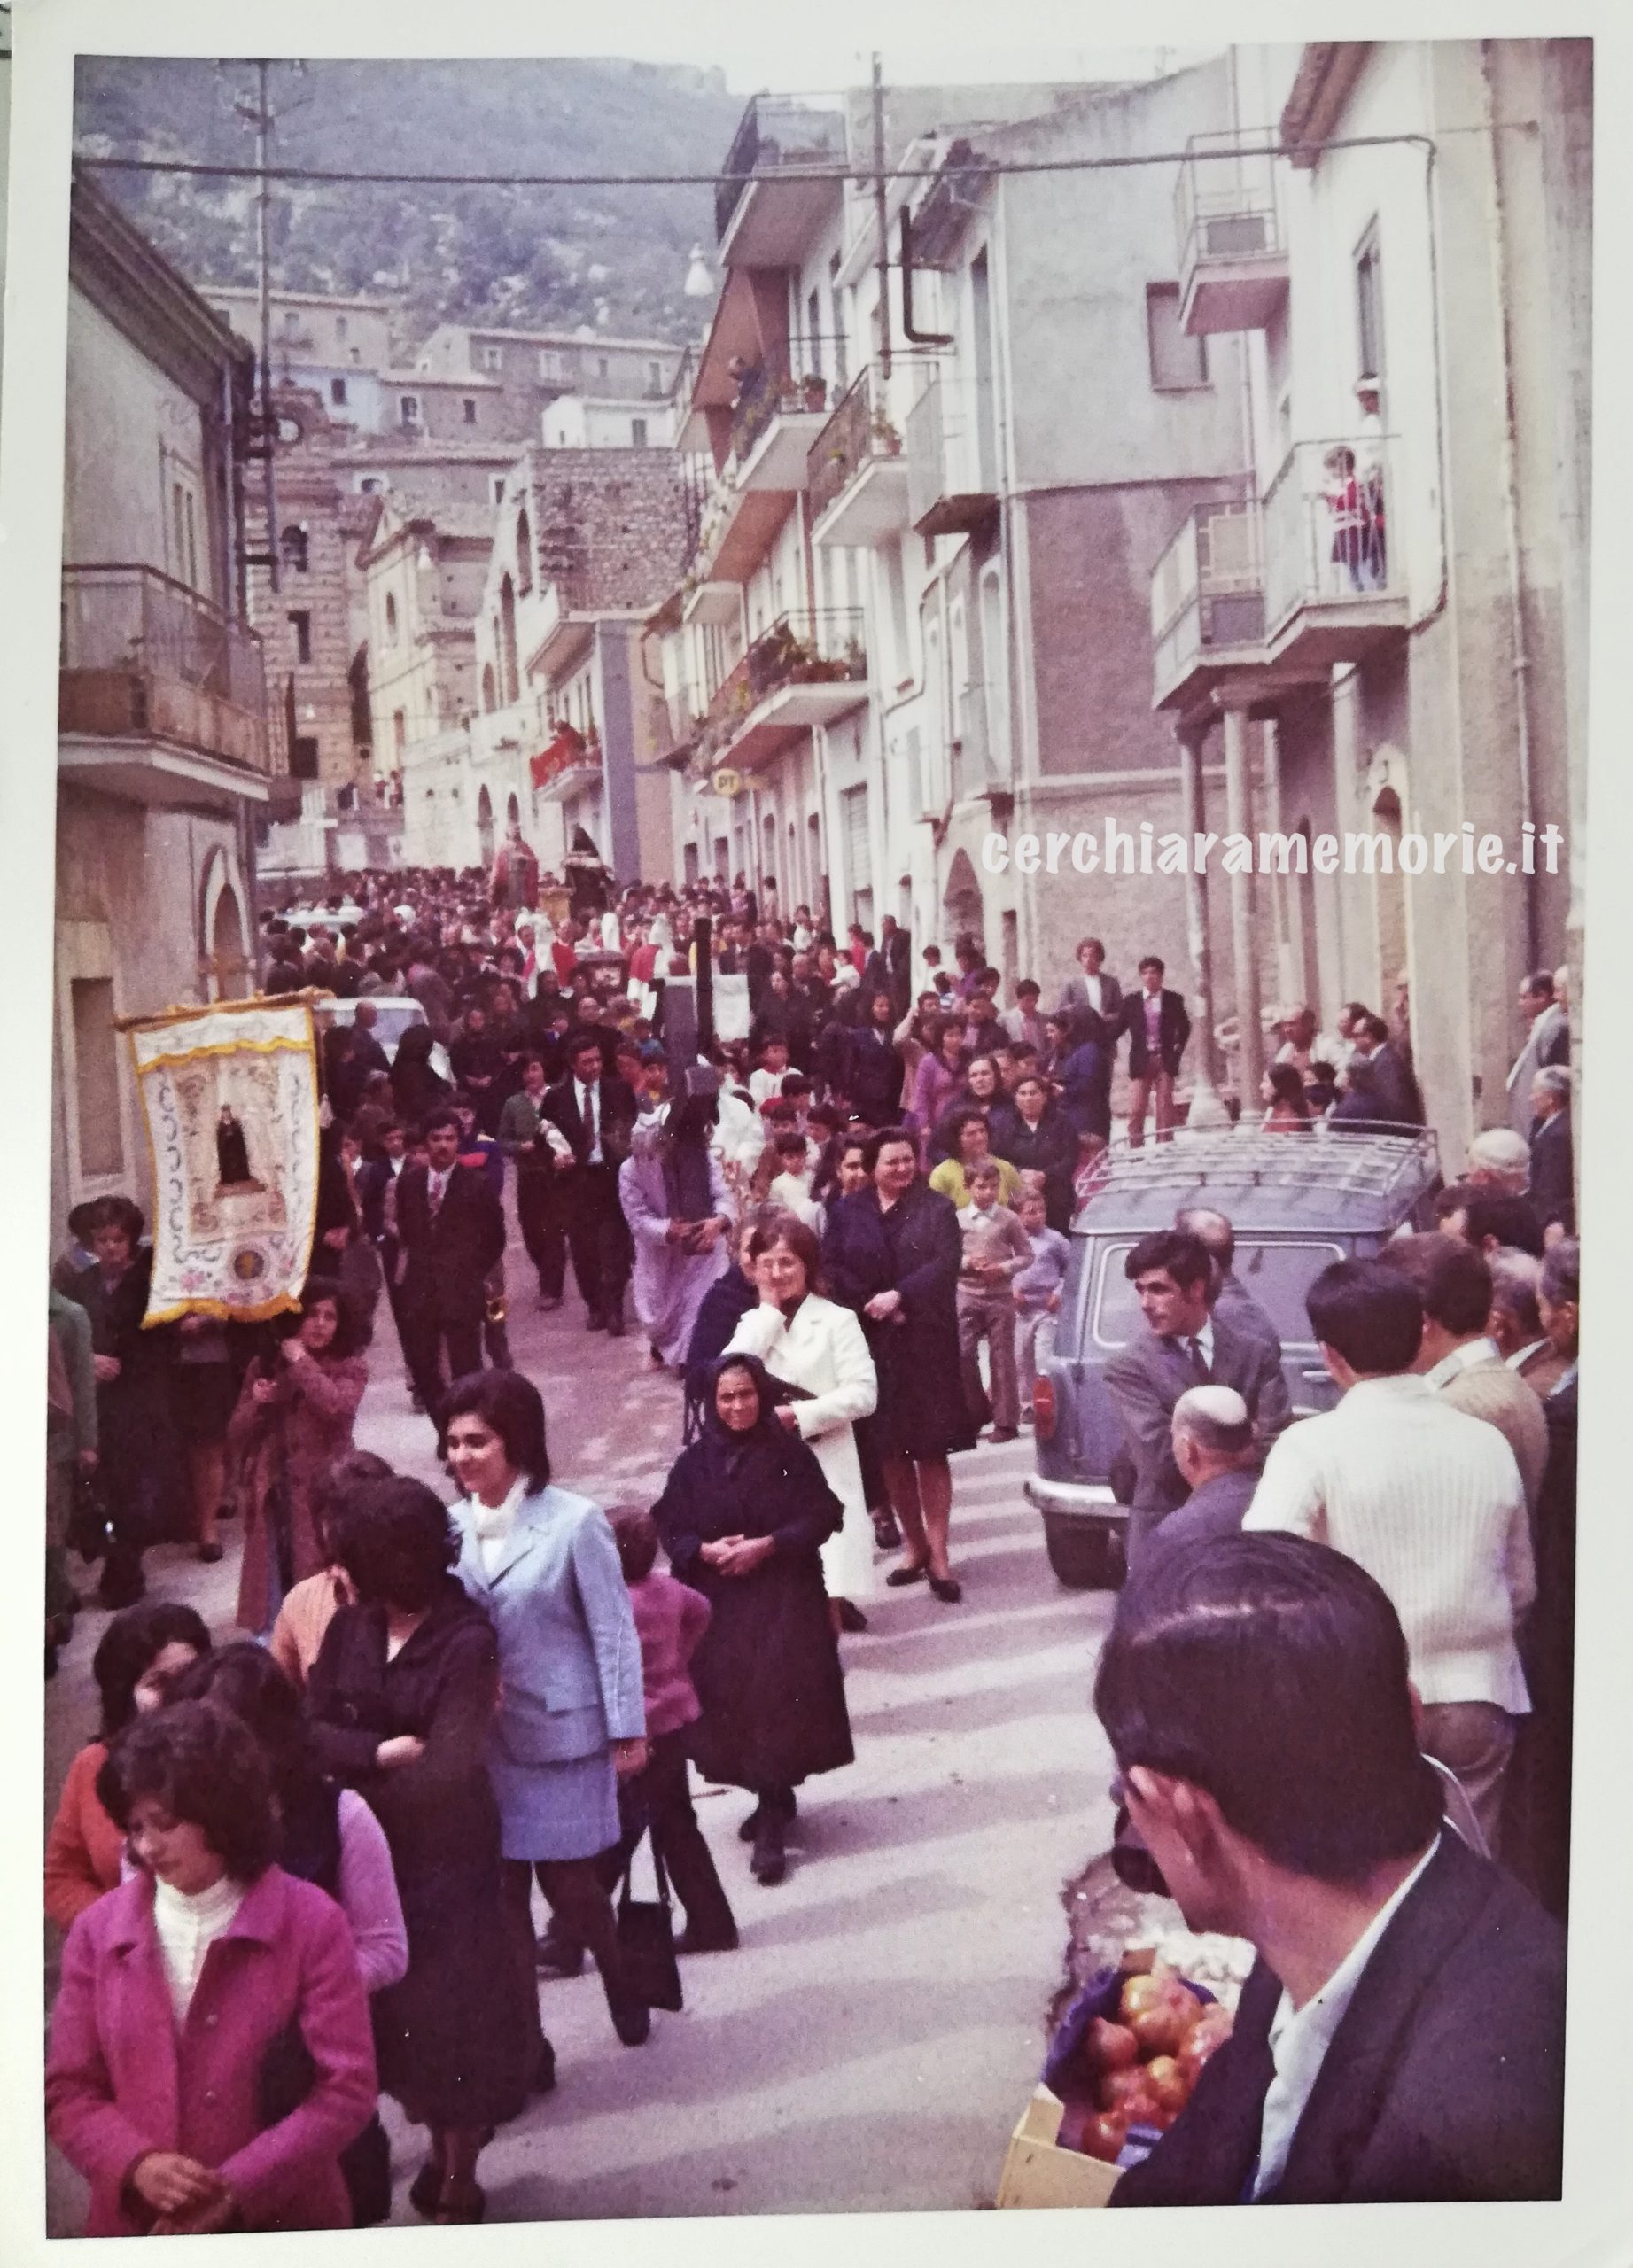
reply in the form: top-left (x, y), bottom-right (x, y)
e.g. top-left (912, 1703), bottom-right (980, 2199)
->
top-left (312, 996), bottom-right (452, 1083)
top-left (1023, 1125), bottom-right (1442, 1590)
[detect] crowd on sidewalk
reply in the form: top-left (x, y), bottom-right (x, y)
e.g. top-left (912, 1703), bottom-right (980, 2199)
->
top-left (40, 843), bottom-right (1582, 2225)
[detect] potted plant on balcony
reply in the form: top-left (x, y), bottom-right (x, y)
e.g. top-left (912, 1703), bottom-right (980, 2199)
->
top-left (870, 408), bottom-right (902, 456)
top-left (802, 373), bottom-right (828, 413)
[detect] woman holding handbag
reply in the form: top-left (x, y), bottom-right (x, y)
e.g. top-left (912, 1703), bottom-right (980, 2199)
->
top-left (440, 1371), bottom-right (652, 2056)
top-left (228, 1280), bottom-right (368, 1641)
top-left (653, 1355), bottom-right (852, 1886)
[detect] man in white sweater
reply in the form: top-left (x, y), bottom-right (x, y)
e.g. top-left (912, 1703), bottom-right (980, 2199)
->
top-left (1244, 1259), bottom-right (1533, 1851)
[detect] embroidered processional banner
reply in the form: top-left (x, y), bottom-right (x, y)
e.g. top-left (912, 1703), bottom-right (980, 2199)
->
top-left (127, 996), bottom-right (322, 1324)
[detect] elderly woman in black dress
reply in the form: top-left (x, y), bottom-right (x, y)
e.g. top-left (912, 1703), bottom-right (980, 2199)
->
top-left (824, 1126), bottom-right (976, 1603)
top-left (305, 1476), bottom-right (530, 2225)
top-left (653, 1355), bottom-right (851, 1888)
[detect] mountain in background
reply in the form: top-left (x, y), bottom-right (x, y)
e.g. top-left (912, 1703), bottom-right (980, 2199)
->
top-left (74, 56), bottom-right (743, 348)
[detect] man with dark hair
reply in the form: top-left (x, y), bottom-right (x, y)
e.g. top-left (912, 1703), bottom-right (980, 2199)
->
top-left (1331, 1012), bottom-right (1422, 1128)
top-left (542, 1033), bottom-right (638, 1335)
top-left (393, 1107), bottom-right (508, 1425)
top-left (1002, 977), bottom-right (1046, 1052)
top-left (1054, 936), bottom-right (1124, 1028)
top-left (1527, 1067), bottom-right (1574, 1241)
top-left (1104, 1230), bottom-right (1289, 1565)
top-left (1118, 956), bottom-right (1190, 1146)
top-left (1440, 1185), bottom-right (1545, 1260)
top-left (1096, 1533), bottom-right (1566, 2206)
top-left (1246, 1260), bottom-right (1533, 1845)
top-left (1386, 1234), bottom-right (1547, 1513)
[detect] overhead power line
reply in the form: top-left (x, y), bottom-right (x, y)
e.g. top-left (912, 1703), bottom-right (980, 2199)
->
top-left (74, 131), bottom-right (1458, 194)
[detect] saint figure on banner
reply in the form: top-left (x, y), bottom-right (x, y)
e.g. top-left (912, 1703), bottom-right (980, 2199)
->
top-left (214, 1105), bottom-right (265, 1194)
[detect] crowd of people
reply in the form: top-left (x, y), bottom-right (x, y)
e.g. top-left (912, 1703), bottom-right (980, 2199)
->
top-left (40, 843), bottom-right (1582, 2221)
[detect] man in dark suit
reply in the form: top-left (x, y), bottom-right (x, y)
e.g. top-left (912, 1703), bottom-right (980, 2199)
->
top-left (1103, 1230), bottom-right (1289, 1566)
top-left (394, 1107), bottom-right (507, 1425)
top-left (1054, 936), bottom-right (1124, 1028)
top-left (1332, 1012), bottom-right (1423, 1129)
top-left (1097, 1533), bottom-right (1566, 2205)
top-left (1119, 954), bottom-right (1190, 1146)
top-left (542, 1030), bottom-right (638, 1334)
top-left (1174, 1206), bottom-right (1282, 1355)
top-left (1527, 1068), bottom-right (1574, 1239)
top-left (1138, 1386), bottom-right (1264, 1571)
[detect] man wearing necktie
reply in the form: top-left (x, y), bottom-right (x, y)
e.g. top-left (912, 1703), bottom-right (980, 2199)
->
top-left (542, 1032), bottom-right (638, 1336)
top-left (395, 1106), bottom-right (508, 1433)
top-left (1097, 1534), bottom-right (1565, 2206)
top-left (1103, 1229), bottom-right (1291, 1568)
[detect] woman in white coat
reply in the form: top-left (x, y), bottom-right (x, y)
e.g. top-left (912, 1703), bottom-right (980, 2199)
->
top-left (724, 1212), bottom-right (879, 1634)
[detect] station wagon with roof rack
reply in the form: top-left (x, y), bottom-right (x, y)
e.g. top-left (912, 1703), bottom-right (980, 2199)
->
top-left (1023, 1124), bottom-right (1442, 1589)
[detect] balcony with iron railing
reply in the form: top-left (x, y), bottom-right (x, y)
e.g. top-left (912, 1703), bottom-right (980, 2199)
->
top-left (1149, 436), bottom-right (1409, 718)
top-left (906, 366), bottom-right (1000, 539)
top-left (1174, 131), bottom-right (1288, 337)
top-left (714, 94), bottom-right (848, 256)
top-left (688, 607), bottom-right (868, 781)
top-left (58, 564), bottom-right (280, 792)
top-left (808, 363), bottom-right (914, 548)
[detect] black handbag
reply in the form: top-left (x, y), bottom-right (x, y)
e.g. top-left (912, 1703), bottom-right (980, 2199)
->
top-left (616, 1826), bottom-right (683, 2014)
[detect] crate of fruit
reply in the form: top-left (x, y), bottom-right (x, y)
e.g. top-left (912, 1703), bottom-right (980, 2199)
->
top-left (997, 1954), bottom-right (1236, 2206)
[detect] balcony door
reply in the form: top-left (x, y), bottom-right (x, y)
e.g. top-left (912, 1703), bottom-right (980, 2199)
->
top-left (970, 250), bottom-right (999, 494)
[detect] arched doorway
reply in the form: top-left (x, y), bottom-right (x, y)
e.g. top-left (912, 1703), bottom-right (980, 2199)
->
top-left (942, 847), bottom-right (984, 953)
top-left (198, 847), bottom-right (249, 1001)
top-left (477, 784), bottom-right (495, 865)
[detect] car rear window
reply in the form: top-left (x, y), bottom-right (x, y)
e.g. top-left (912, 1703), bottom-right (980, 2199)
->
top-left (1091, 1239), bottom-right (1348, 1348)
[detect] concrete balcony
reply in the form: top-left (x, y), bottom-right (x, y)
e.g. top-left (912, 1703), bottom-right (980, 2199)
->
top-left (689, 609), bottom-right (869, 782)
top-left (681, 579), bottom-right (742, 628)
top-left (906, 369), bottom-right (999, 539)
top-left (714, 95), bottom-right (847, 262)
top-left (58, 563), bottom-right (280, 808)
top-left (525, 579), bottom-right (595, 680)
top-left (809, 365), bottom-right (913, 548)
top-left (1175, 132), bottom-right (1288, 336)
top-left (532, 721), bottom-right (604, 804)
top-left (1150, 438), bottom-right (1409, 719)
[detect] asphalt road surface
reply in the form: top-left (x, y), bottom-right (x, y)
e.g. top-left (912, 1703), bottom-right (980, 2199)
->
top-left (44, 1237), bottom-right (1120, 2226)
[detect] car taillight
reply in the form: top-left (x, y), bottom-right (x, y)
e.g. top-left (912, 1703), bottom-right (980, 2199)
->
top-left (1033, 1378), bottom-right (1056, 1440)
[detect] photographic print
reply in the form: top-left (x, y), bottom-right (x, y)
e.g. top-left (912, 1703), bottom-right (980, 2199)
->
top-left (8, 2), bottom-right (1610, 2251)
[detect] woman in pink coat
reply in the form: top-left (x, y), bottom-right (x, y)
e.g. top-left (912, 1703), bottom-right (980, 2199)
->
top-left (46, 1702), bottom-right (377, 2236)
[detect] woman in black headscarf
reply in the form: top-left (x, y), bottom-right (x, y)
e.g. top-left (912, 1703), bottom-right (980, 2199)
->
top-left (652, 1355), bottom-right (851, 1886)
top-left (391, 1023), bottom-right (450, 1129)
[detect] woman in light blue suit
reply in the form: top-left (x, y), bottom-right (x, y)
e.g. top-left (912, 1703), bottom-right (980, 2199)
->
top-left (442, 1371), bottom-right (651, 2060)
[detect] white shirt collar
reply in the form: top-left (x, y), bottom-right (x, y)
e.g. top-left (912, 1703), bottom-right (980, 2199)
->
top-left (1254, 1833), bottom-right (1442, 2198)
top-left (1505, 1340), bottom-right (1547, 1373)
top-left (1422, 1335), bottom-right (1498, 1392)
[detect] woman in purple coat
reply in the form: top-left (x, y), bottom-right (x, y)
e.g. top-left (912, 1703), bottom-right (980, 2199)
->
top-left (46, 1703), bottom-right (377, 2236)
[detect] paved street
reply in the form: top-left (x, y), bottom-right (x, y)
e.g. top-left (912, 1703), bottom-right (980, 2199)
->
top-left (44, 1231), bottom-right (1120, 2227)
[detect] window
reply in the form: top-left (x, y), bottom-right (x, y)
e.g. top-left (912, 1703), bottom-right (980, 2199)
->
top-left (1094, 1239), bottom-right (1345, 1351)
top-left (1145, 284), bottom-right (1209, 391)
top-left (483, 345), bottom-right (502, 373)
top-left (291, 736), bottom-right (320, 780)
top-left (841, 783), bottom-right (873, 925)
top-left (283, 309), bottom-right (300, 337)
top-left (806, 288), bottom-right (821, 373)
top-left (358, 476), bottom-right (385, 495)
top-left (630, 417), bottom-right (649, 448)
top-left (280, 524), bottom-right (309, 573)
top-left (183, 491), bottom-right (198, 589)
top-left (1355, 225), bottom-right (1385, 381)
top-left (648, 360), bottom-right (662, 389)
top-left (330, 377), bottom-right (348, 407)
top-left (335, 316), bottom-right (347, 344)
top-left (492, 476), bottom-right (507, 504)
top-left (539, 350), bottom-right (564, 381)
top-left (399, 394), bottom-right (422, 428)
top-left (463, 397), bottom-right (478, 425)
top-left (289, 610), bottom-right (313, 663)
top-left (71, 978), bottom-right (122, 1179)
top-left (516, 508), bottom-right (533, 594)
top-left (393, 709), bottom-right (407, 753)
top-left (385, 593), bottom-right (399, 645)
top-left (349, 346), bottom-right (361, 365)
top-left (481, 663), bottom-right (497, 711)
top-left (596, 356), bottom-right (609, 382)
top-left (829, 254), bottom-right (848, 388)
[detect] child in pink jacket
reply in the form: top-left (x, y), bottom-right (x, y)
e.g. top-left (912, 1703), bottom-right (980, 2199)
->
top-left (538, 1507), bottom-right (738, 1970)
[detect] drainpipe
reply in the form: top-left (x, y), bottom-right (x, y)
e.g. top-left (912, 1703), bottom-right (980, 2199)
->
top-left (1221, 698), bottom-right (1264, 1111)
top-left (1178, 720), bottom-right (1229, 1127)
top-left (1480, 41), bottom-right (1541, 975)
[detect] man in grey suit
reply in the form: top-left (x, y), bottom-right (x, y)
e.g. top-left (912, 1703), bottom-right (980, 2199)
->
top-left (1104, 1230), bottom-right (1291, 1568)
top-left (1054, 936), bottom-right (1124, 1027)
top-left (1138, 1387), bottom-right (1264, 1571)
top-left (1505, 971), bottom-right (1569, 1137)
top-left (1175, 1206), bottom-right (1281, 1354)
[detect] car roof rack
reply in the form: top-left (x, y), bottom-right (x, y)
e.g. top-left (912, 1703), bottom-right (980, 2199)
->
top-left (1085, 1123), bottom-right (1441, 1205)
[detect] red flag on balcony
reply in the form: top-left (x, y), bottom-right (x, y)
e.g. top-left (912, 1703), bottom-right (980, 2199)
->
top-left (530, 721), bottom-right (586, 788)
